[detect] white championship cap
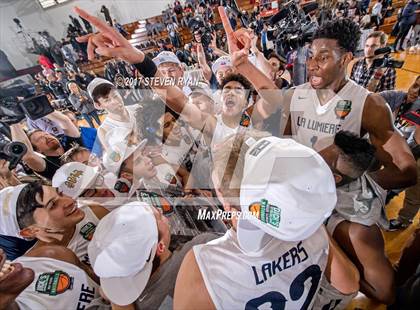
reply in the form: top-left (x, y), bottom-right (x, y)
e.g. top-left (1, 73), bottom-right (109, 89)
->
top-left (52, 162), bottom-right (100, 199)
top-left (88, 202), bottom-right (158, 306)
top-left (0, 184), bottom-right (29, 238)
top-left (237, 137), bottom-right (337, 252)
top-left (152, 51), bottom-right (181, 66)
top-left (87, 78), bottom-right (114, 100)
top-left (211, 56), bottom-right (232, 74)
top-left (190, 83), bottom-right (214, 100)
top-left (102, 133), bottom-right (148, 175)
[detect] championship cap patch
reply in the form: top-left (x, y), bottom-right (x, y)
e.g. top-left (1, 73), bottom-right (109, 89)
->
top-left (249, 199), bottom-right (281, 228)
top-left (110, 151), bottom-right (122, 162)
top-left (80, 222), bottom-right (96, 241)
top-left (35, 271), bottom-right (73, 296)
top-left (335, 100), bottom-right (352, 120)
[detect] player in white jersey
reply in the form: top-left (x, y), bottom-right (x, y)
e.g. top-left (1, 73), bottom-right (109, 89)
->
top-left (85, 202), bottom-right (219, 309)
top-left (0, 183), bottom-right (108, 265)
top-left (216, 10), bottom-right (416, 304)
top-left (174, 133), bottom-right (359, 309)
top-left (217, 11), bottom-right (416, 191)
top-left (1, 245), bottom-right (99, 310)
top-left (87, 78), bottom-right (139, 153)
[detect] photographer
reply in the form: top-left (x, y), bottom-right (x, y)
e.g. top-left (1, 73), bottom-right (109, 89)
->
top-left (379, 76), bottom-right (420, 230)
top-left (10, 110), bottom-right (81, 180)
top-left (46, 74), bottom-right (67, 100)
top-left (350, 31), bottom-right (396, 92)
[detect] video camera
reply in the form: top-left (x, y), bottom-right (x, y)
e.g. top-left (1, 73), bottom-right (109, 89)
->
top-left (372, 47), bottom-right (404, 69)
top-left (0, 138), bottom-right (27, 170)
top-left (188, 15), bottom-right (213, 48)
top-left (0, 94), bottom-right (54, 125)
top-left (268, 0), bottom-right (318, 58)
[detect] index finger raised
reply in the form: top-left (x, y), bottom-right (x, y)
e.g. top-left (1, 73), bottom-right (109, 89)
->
top-left (74, 7), bottom-right (122, 44)
top-left (218, 6), bottom-right (234, 35)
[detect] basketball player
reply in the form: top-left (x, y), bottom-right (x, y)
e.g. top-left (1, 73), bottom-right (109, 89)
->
top-left (318, 131), bottom-right (396, 306)
top-left (87, 78), bottom-right (139, 153)
top-left (86, 202), bottom-right (219, 309)
top-left (174, 133), bottom-right (360, 309)
top-left (216, 8), bottom-right (416, 191)
top-left (0, 245), bottom-right (99, 310)
top-left (0, 184), bottom-right (108, 266)
top-left (217, 10), bottom-right (416, 304)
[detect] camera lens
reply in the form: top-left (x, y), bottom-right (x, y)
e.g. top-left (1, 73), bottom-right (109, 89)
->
top-left (11, 144), bottom-right (24, 154)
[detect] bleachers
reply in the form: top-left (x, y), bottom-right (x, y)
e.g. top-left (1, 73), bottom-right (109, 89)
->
top-left (80, 0), bottom-right (410, 75)
top-left (80, 12), bottom-right (197, 75)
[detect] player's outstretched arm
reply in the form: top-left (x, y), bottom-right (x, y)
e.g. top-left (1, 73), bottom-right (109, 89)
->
top-left (218, 6), bottom-right (286, 119)
top-left (363, 93), bottom-right (417, 189)
top-left (74, 7), bottom-right (210, 132)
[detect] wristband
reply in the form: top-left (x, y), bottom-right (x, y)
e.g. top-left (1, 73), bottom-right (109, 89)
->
top-left (134, 56), bottom-right (157, 78)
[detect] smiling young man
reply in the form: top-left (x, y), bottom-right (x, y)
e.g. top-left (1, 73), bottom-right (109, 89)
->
top-left (0, 183), bottom-right (108, 266)
top-left (52, 140), bottom-right (159, 208)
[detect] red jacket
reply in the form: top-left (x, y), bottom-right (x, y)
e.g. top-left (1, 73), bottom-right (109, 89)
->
top-left (38, 55), bottom-right (54, 69)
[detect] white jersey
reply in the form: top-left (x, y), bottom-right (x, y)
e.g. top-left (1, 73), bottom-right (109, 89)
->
top-left (194, 227), bottom-right (329, 310)
top-left (211, 114), bottom-right (239, 151)
top-left (14, 256), bottom-right (99, 310)
top-left (162, 127), bottom-right (196, 167)
top-left (98, 105), bottom-right (138, 149)
top-left (291, 80), bottom-right (369, 151)
top-left (142, 163), bottom-right (183, 195)
top-left (67, 206), bottom-right (100, 266)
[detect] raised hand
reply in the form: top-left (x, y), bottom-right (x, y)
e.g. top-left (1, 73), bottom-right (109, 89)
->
top-left (218, 6), bottom-right (252, 53)
top-left (218, 6), bottom-right (252, 69)
top-left (74, 7), bottom-right (144, 64)
top-left (0, 159), bottom-right (12, 180)
top-left (210, 32), bottom-right (217, 50)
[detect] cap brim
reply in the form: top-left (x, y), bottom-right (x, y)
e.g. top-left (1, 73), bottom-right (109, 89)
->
top-left (100, 259), bottom-right (153, 306)
top-left (76, 169), bottom-right (101, 198)
top-left (123, 138), bottom-right (148, 161)
top-left (237, 217), bottom-right (271, 253)
top-left (240, 184), bottom-right (335, 242)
